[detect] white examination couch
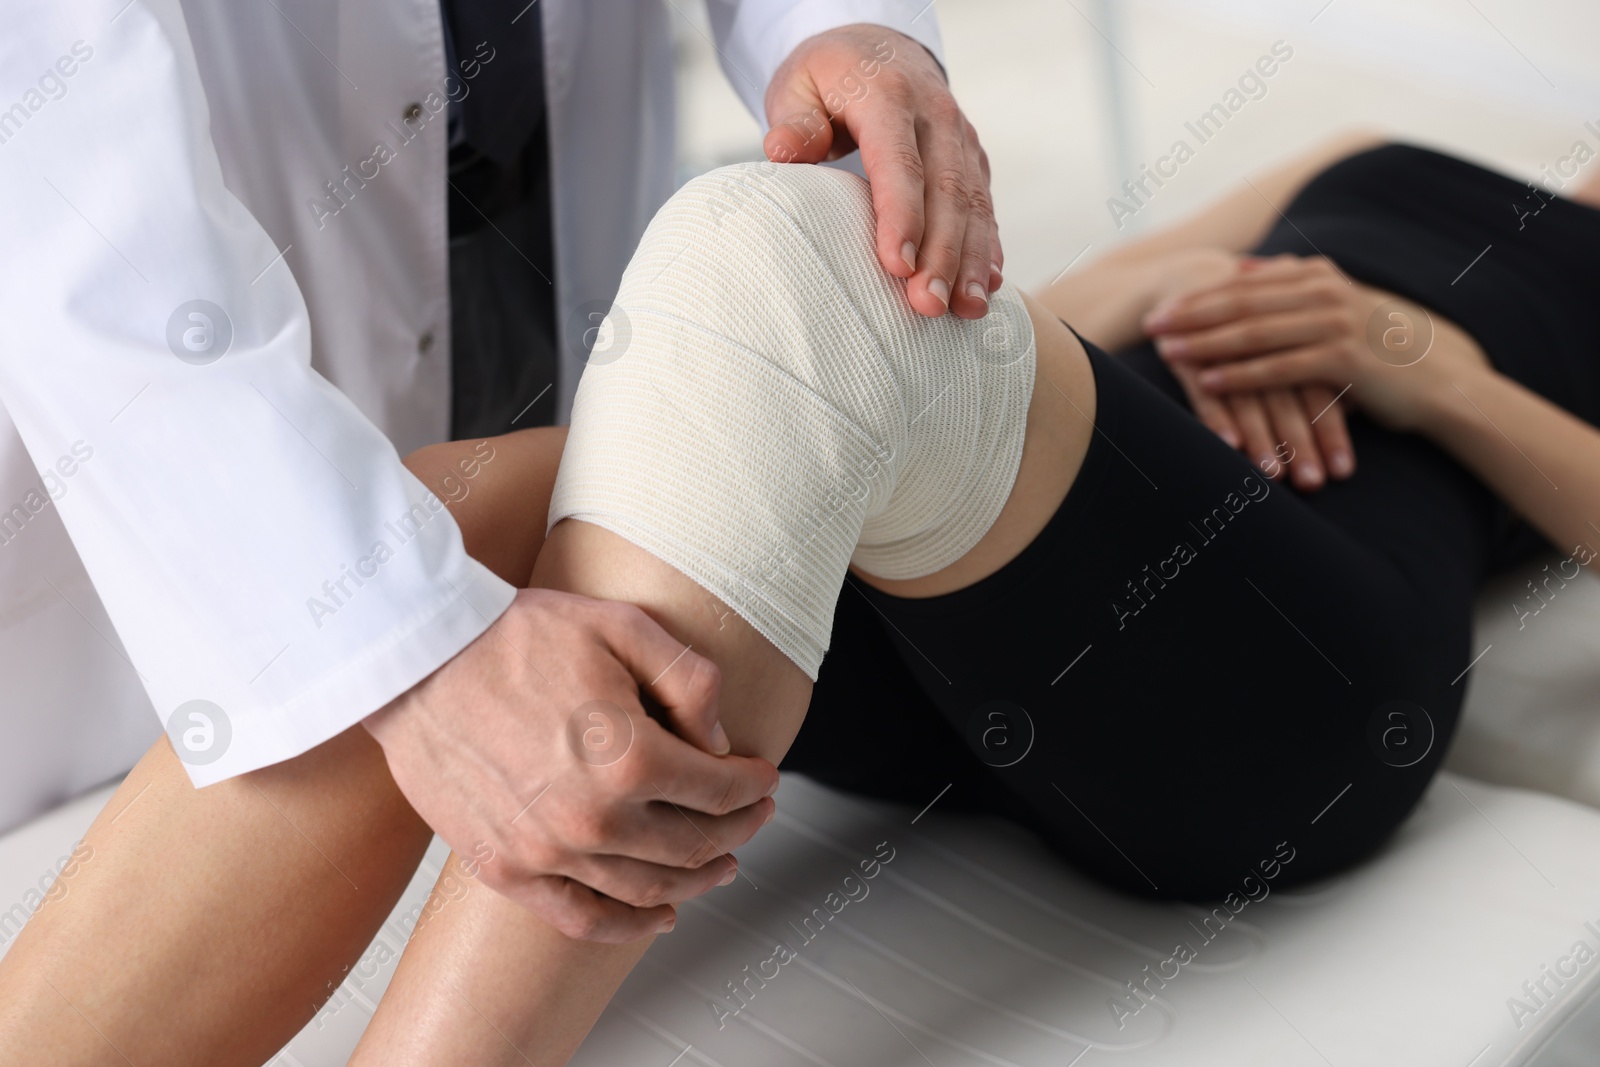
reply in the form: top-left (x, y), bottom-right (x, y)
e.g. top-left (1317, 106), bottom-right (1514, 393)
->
top-left (4, 551), bottom-right (1600, 1065)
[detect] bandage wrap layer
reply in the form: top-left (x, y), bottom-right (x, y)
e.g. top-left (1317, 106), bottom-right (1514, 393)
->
top-left (548, 162), bottom-right (1036, 679)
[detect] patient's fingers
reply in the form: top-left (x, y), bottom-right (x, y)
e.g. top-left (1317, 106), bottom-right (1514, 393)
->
top-left (1197, 346), bottom-right (1336, 393)
top-left (1145, 276), bottom-right (1343, 335)
top-left (1154, 307), bottom-right (1346, 362)
top-left (1303, 385), bottom-right (1355, 479)
top-left (1228, 392), bottom-right (1281, 478)
top-left (1169, 360), bottom-right (1242, 449)
top-left (1265, 387), bottom-right (1323, 490)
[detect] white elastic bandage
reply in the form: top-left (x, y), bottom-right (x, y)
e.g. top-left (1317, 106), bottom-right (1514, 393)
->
top-left (548, 162), bottom-right (1036, 679)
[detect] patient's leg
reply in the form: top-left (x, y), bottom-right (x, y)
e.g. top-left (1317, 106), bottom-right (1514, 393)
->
top-left (0, 728), bottom-right (429, 1066)
top-left (348, 295), bottom-right (1095, 1065)
top-left (0, 428), bottom-right (567, 1067)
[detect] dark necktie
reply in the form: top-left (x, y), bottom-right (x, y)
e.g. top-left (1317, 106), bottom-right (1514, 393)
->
top-left (437, 0), bottom-right (560, 436)
top-left (440, 0), bottom-right (547, 167)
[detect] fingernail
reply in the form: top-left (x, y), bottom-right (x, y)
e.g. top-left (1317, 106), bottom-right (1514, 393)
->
top-left (658, 915), bottom-right (676, 934)
top-left (718, 863), bottom-right (738, 887)
top-left (764, 775), bottom-right (780, 798)
top-left (709, 720), bottom-right (731, 755)
top-left (963, 281), bottom-right (988, 306)
top-left (927, 277), bottom-right (950, 308)
top-left (901, 241), bottom-right (918, 272)
top-left (1155, 336), bottom-right (1188, 357)
top-left (1297, 463), bottom-right (1323, 487)
top-left (1144, 308), bottom-right (1172, 332)
top-left (761, 801), bottom-right (777, 827)
top-left (1198, 369), bottom-right (1223, 389)
top-left (1219, 429), bottom-right (1241, 449)
top-left (990, 261), bottom-right (1003, 282)
top-left (1328, 451), bottom-right (1353, 477)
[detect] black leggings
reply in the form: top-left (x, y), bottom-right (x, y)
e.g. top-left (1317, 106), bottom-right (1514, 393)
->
top-left (784, 145), bottom-right (1600, 900)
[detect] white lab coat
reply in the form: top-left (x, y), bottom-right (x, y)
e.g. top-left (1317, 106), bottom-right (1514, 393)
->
top-left (0, 0), bottom-right (942, 830)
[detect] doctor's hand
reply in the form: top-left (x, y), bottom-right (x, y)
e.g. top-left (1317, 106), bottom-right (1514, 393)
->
top-left (363, 588), bottom-right (779, 943)
top-left (764, 24), bottom-right (1000, 320)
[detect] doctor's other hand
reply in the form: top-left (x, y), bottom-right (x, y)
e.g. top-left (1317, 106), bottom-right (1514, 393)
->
top-left (764, 24), bottom-right (999, 321)
top-left (363, 588), bottom-right (779, 943)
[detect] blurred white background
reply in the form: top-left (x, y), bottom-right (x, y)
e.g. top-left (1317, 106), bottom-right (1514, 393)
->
top-left (672, 0), bottom-right (1600, 290)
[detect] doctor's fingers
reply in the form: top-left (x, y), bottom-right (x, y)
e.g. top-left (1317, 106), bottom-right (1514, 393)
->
top-left (551, 800), bottom-right (767, 898)
top-left (946, 123), bottom-right (998, 320)
top-left (584, 594), bottom-right (739, 759)
top-left (898, 108), bottom-right (993, 319)
top-left (510, 874), bottom-right (677, 943)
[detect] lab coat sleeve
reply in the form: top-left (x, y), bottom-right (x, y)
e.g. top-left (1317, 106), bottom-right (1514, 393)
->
top-left (0, 0), bottom-right (516, 786)
top-left (705, 0), bottom-right (946, 125)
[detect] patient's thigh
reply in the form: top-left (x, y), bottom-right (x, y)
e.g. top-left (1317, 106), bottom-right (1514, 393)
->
top-left (0, 728), bottom-right (430, 1067)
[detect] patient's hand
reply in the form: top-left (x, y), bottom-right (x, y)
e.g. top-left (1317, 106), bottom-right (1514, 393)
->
top-left (1146, 254), bottom-right (1486, 438)
top-left (364, 588), bottom-right (779, 943)
top-left (1145, 253), bottom-right (1354, 490)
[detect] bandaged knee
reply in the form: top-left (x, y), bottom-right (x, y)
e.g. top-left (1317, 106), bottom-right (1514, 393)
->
top-left (548, 162), bottom-right (1036, 679)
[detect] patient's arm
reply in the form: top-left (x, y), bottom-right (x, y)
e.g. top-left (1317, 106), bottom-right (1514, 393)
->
top-left (1036, 129), bottom-right (1384, 350)
top-left (1034, 131), bottom-right (1384, 491)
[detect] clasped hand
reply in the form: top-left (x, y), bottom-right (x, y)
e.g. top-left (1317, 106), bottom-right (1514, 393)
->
top-left (1143, 254), bottom-right (1480, 487)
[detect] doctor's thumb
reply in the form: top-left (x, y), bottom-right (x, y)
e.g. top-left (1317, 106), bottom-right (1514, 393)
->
top-left (763, 82), bottom-right (839, 166)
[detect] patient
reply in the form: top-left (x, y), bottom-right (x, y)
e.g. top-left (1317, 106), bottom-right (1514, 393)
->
top-left (5, 132), bottom-right (1600, 1065)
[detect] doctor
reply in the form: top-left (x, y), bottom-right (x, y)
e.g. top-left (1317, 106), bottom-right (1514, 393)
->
top-left (0, 0), bottom-right (999, 939)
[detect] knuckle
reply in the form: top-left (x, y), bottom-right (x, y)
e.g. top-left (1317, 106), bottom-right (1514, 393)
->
top-left (885, 142), bottom-right (926, 186)
top-left (514, 836), bottom-right (562, 878)
top-left (926, 92), bottom-right (963, 125)
top-left (965, 183), bottom-right (995, 222)
top-left (711, 771), bottom-right (744, 816)
top-left (633, 874), bottom-right (673, 909)
top-left (932, 168), bottom-right (969, 205)
top-left (683, 654), bottom-right (721, 705)
top-left (685, 835), bottom-right (723, 869)
top-left (609, 752), bottom-right (651, 795)
top-left (564, 805), bottom-right (613, 850)
top-left (560, 906), bottom-right (603, 942)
